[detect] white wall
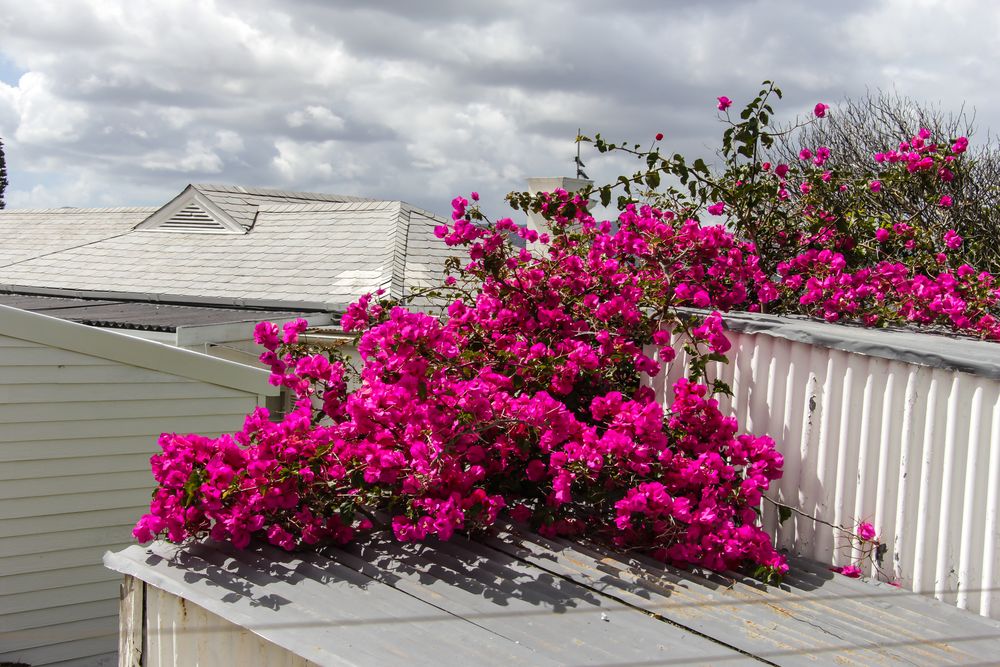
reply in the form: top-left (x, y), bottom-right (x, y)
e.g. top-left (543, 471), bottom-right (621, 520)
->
top-left (0, 331), bottom-right (267, 666)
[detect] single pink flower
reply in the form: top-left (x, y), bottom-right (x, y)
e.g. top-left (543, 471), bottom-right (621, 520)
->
top-left (717, 96), bottom-right (733, 111)
top-left (869, 180), bottom-right (882, 193)
top-left (857, 522), bottom-right (876, 541)
top-left (799, 148), bottom-right (813, 161)
top-left (775, 163), bottom-right (789, 178)
top-left (832, 565), bottom-right (863, 578)
top-left (875, 228), bottom-right (890, 243)
top-left (471, 191), bottom-right (480, 201)
top-left (799, 182), bottom-right (812, 194)
top-left (655, 132), bottom-right (664, 141)
top-left (939, 195), bottom-right (953, 208)
top-left (814, 102), bottom-right (829, 118)
top-left (944, 229), bottom-right (963, 249)
top-left (761, 161), bottom-right (771, 171)
top-left (707, 201), bottom-right (726, 216)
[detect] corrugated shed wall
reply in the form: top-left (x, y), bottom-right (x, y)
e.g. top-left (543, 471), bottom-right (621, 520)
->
top-left (658, 329), bottom-right (1000, 618)
top-left (0, 333), bottom-right (263, 667)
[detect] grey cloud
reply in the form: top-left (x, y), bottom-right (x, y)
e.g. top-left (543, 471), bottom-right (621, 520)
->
top-left (1, 0), bottom-right (1000, 219)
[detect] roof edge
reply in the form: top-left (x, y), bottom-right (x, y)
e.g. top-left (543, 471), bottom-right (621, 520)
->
top-left (0, 303), bottom-right (278, 396)
top-left (0, 206), bottom-right (159, 214)
top-left (679, 308), bottom-right (1000, 380)
top-left (0, 284), bottom-right (342, 313)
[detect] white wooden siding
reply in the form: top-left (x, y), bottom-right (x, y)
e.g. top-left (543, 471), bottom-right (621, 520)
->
top-left (0, 332), bottom-right (266, 667)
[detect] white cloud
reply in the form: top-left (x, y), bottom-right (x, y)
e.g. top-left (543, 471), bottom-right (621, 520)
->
top-left (2, 71), bottom-right (88, 143)
top-left (215, 129), bottom-right (244, 153)
top-left (286, 106), bottom-right (346, 131)
top-left (271, 138), bottom-right (364, 184)
top-left (140, 140), bottom-right (223, 173)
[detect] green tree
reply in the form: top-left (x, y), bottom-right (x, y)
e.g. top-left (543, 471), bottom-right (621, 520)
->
top-left (0, 137), bottom-right (8, 209)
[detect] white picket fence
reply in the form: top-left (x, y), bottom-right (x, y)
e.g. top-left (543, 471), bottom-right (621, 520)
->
top-left (653, 312), bottom-right (1000, 618)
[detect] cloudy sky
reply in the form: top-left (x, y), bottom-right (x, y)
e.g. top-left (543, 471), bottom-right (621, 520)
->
top-left (1, 0), bottom-right (998, 218)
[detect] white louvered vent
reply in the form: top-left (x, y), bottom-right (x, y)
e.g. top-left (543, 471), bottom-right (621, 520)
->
top-left (157, 203), bottom-right (230, 233)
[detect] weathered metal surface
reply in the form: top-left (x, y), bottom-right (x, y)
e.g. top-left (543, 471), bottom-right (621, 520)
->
top-left (108, 539), bottom-right (757, 666)
top-left (484, 529), bottom-right (1000, 665)
top-left (658, 318), bottom-right (1000, 618)
top-left (0, 291), bottom-right (313, 332)
top-left (107, 530), bottom-right (1000, 666)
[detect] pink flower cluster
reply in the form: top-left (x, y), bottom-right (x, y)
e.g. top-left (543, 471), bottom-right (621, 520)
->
top-left (135, 188), bottom-right (788, 579)
top-left (775, 242), bottom-right (999, 336)
top-left (748, 122), bottom-right (999, 339)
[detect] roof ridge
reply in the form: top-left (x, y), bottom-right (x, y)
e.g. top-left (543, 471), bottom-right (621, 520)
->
top-left (255, 200), bottom-right (399, 213)
top-left (193, 183), bottom-right (372, 203)
top-left (0, 206), bottom-right (160, 214)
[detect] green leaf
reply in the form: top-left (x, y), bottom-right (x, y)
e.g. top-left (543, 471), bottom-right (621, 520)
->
top-left (712, 379), bottom-right (733, 396)
top-left (778, 505), bottom-right (792, 524)
top-left (600, 186), bottom-right (611, 207)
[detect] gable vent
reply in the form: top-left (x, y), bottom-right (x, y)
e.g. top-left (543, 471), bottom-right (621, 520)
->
top-left (157, 204), bottom-right (230, 233)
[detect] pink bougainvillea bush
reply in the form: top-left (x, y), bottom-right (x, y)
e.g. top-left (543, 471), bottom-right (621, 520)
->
top-left (135, 81), bottom-right (1000, 583)
top-left (586, 81), bottom-right (1000, 339)
top-left (135, 188), bottom-right (788, 581)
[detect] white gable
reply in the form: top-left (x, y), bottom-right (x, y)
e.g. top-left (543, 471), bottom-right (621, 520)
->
top-left (134, 187), bottom-right (246, 235)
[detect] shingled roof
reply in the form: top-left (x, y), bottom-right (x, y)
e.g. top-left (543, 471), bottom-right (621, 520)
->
top-left (0, 185), bottom-right (454, 310)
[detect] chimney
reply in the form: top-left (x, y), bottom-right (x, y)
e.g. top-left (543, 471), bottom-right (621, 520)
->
top-left (524, 176), bottom-right (592, 253)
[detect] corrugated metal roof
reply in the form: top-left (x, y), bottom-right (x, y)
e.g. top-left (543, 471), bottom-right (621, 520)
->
top-left (105, 528), bottom-right (1000, 666)
top-left (0, 292), bottom-right (320, 332)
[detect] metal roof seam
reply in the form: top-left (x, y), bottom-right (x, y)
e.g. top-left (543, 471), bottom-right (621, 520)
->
top-left (480, 534), bottom-right (781, 666)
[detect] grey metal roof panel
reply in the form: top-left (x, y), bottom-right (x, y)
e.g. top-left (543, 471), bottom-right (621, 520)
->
top-left (105, 539), bottom-right (758, 667)
top-left (0, 292), bottom-right (321, 332)
top-left (105, 529), bottom-right (1000, 666)
top-left (479, 529), bottom-right (1000, 666)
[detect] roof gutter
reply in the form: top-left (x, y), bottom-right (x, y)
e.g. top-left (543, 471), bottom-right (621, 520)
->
top-left (0, 283), bottom-right (345, 313)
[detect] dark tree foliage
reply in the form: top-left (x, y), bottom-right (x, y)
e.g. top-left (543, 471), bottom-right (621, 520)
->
top-left (0, 137), bottom-right (7, 210)
top-left (767, 90), bottom-right (1000, 273)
